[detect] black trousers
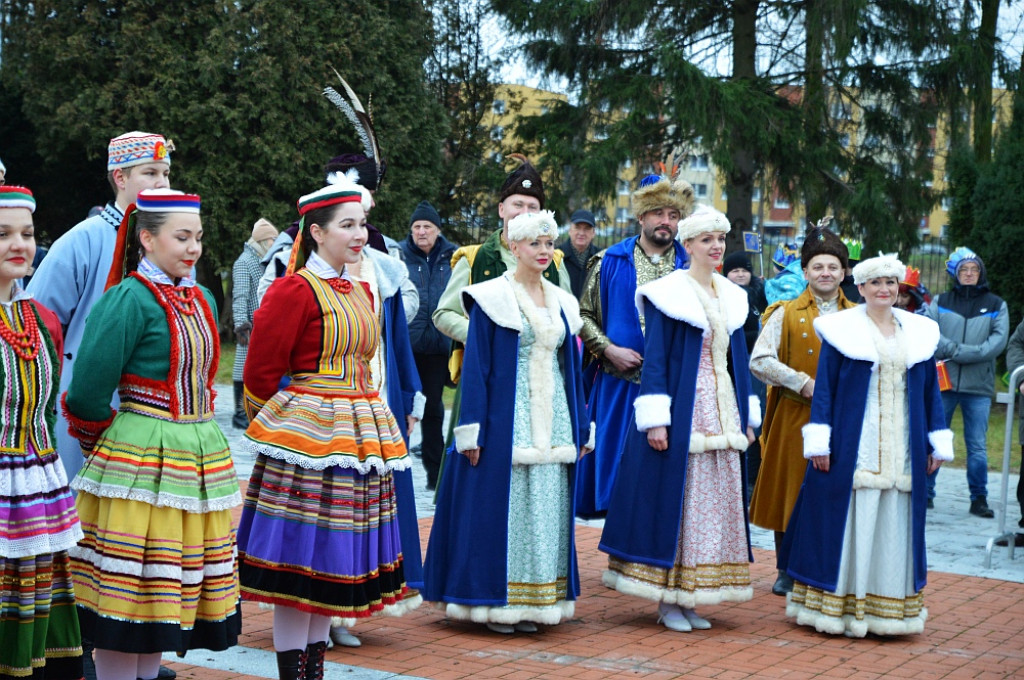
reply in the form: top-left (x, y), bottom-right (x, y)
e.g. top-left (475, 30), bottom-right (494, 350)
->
top-left (414, 352), bottom-right (448, 486)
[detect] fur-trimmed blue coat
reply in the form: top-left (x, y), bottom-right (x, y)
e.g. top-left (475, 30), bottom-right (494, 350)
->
top-left (780, 306), bottom-right (953, 593)
top-left (575, 236), bottom-right (688, 518)
top-left (367, 250), bottom-right (427, 590)
top-left (423, 274), bottom-right (590, 607)
top-left (599, 270), bottom-right (761, 568)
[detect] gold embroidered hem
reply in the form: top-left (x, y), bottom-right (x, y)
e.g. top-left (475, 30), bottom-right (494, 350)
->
top-left (603, 558), bottom-right (752, 608)
top-left (786, 581), bottom-right (926, 638)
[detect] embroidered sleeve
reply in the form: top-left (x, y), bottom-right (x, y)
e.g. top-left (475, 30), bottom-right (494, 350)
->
top-left (579, 257), bottom-right (611, 358)
top-left (62, 393), bottom-right (115, 454)
top-left (750, 305), bottom-right (811, 393)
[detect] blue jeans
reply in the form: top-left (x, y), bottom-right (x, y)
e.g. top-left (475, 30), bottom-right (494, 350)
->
top-left (927, 391), bottom-right (990, 500)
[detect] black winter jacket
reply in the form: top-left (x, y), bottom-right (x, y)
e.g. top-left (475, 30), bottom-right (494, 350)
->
top-left (400, 234), bottom-right (457, 355)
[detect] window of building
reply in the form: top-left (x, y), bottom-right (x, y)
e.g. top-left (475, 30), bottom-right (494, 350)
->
top-left (941, 196), bottom-right (952, 211)
top-left (492, 99), bottom-right (506, 114)
top-left (490, 126), bottom-right (504, 141)
top-left (690, 154), bottom-right (709, 171)
top-left (721, 188), bottom-right (728, 201)
top-left (623, 158), bottom-right (632, 168)
top-left (774, 196), bottom-right (790, 209)
top-left (752, 187), bottom-right (762, 202)
top-left (618, 179), bottom-right (630, 195)
top-left (694, 183), bottom-right (708, 198)
top-left (615, 207), bottom-right (631, 224)
top-left (491, 152), bottom-right (503, 164)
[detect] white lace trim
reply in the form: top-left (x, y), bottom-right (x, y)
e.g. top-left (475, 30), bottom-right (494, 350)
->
top-left (0, 525), bottom-right (84, 559)
top-left (0, 456), bottom-right (72, 497)
top-left (241, 440), bottom-right (411, 475)
top-left (69, 544), bottom-right (237, 583)
top-left (70, 478), bottom-right (242, 512)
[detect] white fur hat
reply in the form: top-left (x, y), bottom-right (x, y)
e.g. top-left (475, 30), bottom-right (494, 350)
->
top-left (507, 210), bottom-right (560, 242)
top-left (677, 204), bottom-right (730, 242)
top-left (852, 253), bottom-right (906, 285)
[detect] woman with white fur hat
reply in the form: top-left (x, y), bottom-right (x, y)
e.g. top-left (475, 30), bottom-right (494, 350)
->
top-left (599, 206), bottom-right (760, 632)
top-left (423, 210), bottom-right (593, 634)
top-left (780, 253), bottom-right (953, 637)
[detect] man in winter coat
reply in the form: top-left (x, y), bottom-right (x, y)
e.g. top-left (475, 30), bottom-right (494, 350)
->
top-left (557, 209), bottom-right (600, 298)
top-left (924, 247), bottom-right (1009, 517)
top-left (400, 201), bottom-right (456, 490)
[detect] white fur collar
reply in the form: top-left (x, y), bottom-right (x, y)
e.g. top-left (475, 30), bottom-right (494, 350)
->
top-left (814, 306), bottom-right (939, 367)
top-left (461, 273), bottom-right (583, 334)
top-left (363, 248), bottom-right (408, 301)
top-left (635, 269), bottom-right (748, 333)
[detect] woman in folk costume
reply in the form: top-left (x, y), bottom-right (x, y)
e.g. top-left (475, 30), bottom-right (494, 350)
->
top-left (781, 254), bottom-right (952, 637)
top-left (63, 189), bottom-right (241, 680)
top-left (599, 207), bottom-right (760, 632)
top-left (237, 176), bottom-right (419, 680)
top-left (0, 187), bottom-right (83, 680)
top-left (423, 211), bottom-right (592, 634)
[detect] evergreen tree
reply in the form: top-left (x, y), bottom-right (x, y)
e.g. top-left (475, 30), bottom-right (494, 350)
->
top-left (490, 1), bottom-right (953, 254)
top-left (425, 0), bottom-right (508, 244)
top-left (1, 0), bottom-right (444, 290)
top-left (968, 56), bottom-right (1024, 325)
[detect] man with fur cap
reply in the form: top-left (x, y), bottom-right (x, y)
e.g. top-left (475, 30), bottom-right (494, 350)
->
top-left (924, 247), bottom-right (1008, 517)
top-left (749, 225), bottom-right (857, 595)
top-left (432, 154), bottom-right (573, 347)
top-left (574, 174), bottom-right (693, 518)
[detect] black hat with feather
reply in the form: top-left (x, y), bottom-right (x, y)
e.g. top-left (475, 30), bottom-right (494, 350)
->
top-left (323, 69), bottom-right (386, 191)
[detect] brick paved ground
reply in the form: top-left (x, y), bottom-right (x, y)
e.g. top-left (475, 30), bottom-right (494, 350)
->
top-left (163, 519), bottom-right (1024, 680)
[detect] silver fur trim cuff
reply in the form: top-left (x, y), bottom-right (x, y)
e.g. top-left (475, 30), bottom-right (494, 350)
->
top-left (634, 394), bottom-right (672, 431)
top-left (454, 423), bottom-right (480, 452)
top-left (802, 422), bottom-right (831, 458)
top-left (584, 421), bottom-right (596, 452)
top-left (411, 391), bottom-right (426, 420)
top-left (928, 428), bottom-right (954, 461)
top-left (747, 395), bottom-right (762, 429)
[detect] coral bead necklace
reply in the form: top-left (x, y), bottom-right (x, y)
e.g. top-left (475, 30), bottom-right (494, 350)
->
top-left (156, 283), bottom-right (199, 315)
top-left (0, 301), bottom-right (41, 361)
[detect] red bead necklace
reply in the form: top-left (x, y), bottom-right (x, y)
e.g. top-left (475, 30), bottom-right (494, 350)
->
top-left (327, 278), bottom-right (353, 294)
top-left (156, 284), bottom-right (199, 315)
top-left (0, 301), bottom-right (41, 361)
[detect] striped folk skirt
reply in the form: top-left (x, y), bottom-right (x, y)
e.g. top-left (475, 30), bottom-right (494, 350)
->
top-left (237, 455), bottom-right (420, 625)
top-left (69, 412), bottom-right (242, 654)
top-left (1, 441), bottom-right (83, 680)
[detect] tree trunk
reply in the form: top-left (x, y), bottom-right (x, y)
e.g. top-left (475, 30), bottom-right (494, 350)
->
top-left (803, 0), bottom-right (827, 224)
top-left (972, 0), bottom-right (999, 164)
top-left (725, 0), bottom-right (759, 257)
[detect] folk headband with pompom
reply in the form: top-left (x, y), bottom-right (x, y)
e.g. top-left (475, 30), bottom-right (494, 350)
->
top-left (105, 189), bottom-right (201, 290)
top-left (285, 174), bottom-right (372, 275)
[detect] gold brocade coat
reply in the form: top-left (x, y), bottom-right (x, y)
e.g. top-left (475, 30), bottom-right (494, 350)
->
top-left (748, 286), bottom-right (856, 532)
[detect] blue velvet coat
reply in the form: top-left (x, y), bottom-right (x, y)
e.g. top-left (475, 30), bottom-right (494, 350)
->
top-left (599, 271), bottom-right (758, 568)
top-left (423, 276), bottom-right (588, 607)
top-left (372, 254), bottom-right (427, 591)
top-left (576, 236), bottom-right (688, 517)
top-left (779, 306), bottom-right (952, 593)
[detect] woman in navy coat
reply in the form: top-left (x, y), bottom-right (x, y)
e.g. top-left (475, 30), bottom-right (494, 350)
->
top-left (781, 254), bottom-right (952, 637)
top-left (423, 211), bottom-right (592, 634)
top-left (599, 207), bottom-right (760, 632)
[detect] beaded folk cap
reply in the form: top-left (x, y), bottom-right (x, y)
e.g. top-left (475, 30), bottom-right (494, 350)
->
top-left (107, 131), bottom-right (174, 171)
top-left (507, 210), bottom-right (559, 242)
top-left (106, 189), bottom-right (201, 290)
top-left (286, 174), bottom-right (372, 276)
top-left (0, 186), bottom-right (36, 213)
